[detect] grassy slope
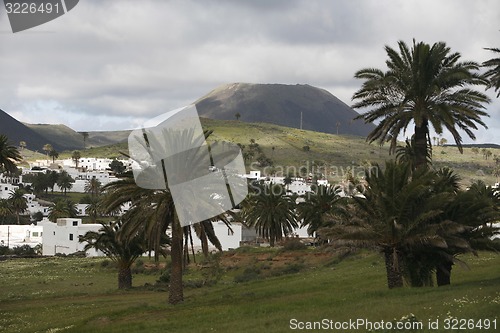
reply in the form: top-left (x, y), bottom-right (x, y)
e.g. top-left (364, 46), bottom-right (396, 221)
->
top-left (0, 250), bottom-right (498, 333)
top-left (24, 118), bottom-right (499, 186)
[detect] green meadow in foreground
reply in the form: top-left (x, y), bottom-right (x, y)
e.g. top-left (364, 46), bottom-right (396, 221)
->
top-left (0, 249), bottom-right (499, 333)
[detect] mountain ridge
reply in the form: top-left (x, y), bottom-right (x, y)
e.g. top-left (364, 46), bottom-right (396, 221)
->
top-left (195, 83), bottom-right (375, 137)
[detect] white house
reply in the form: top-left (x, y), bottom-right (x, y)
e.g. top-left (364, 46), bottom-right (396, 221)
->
top-left (24, 194), bottom-right (50, 217)
top-left (0, 224), bottom-right (43, 249)
top-left (38, 218), bottom-right (103, 256)
top-left (0, 183), bottom-right (18, 199)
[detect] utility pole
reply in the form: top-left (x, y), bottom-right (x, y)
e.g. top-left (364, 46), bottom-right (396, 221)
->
top-left (300, 112), bottom-right (303, 130)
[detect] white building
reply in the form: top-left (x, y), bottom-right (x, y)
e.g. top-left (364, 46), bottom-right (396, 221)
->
top-left (38, 218), bottom-right (103, 256)
top-left (24, 193), bottom-right (50, 217)
top-left (0, 224), bottom-right (43, 249)
top-left (0, 183), bottom-right (18, 199)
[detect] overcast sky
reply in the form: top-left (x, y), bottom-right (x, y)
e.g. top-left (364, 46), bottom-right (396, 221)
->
top-left (1, 0), bottom-right (499, 143)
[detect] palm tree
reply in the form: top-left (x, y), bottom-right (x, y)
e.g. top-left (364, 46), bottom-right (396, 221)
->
top-left (432, 180), bottom-right (500, 286)
top-left (42, 144), bottom-right (52, 161)
top-left (86, 196), bottom-right (100, 223)
top-left (72, 151), bottom-right (81, 169)
top-left (84, 177), bottom-right (101, 197)
top-left (235, 112), bottom-right (241, 120)
top-left (8, 189), bottom-right (28, 225)
top-left (321, 162), bottom-right (454, 288)
top-left (79, 220), bottom-right (154, 289)
top-left (241, 183), bottom-right (298, 247)
top-left (100, 175), bottom-right (181, 302)
top-left (48, 149), bottom-right (59, 163)
top-left (0, 198), bottom-right (13, 223)
top-left (80, 132), bottom-right (89, 149)
top-left (395, 138), bottom-right (431, 172)
top-left (57, 171), bottom-right (74, 195)
top-left (483, 47), bottom-right (500, 97)
top-left (48, 199), bottom-right (78, 222)
top-left (297, 185), bottom-right (345, 238)
top-left (0, 134), bottom-right (22, 173)
top-left (353, 40), bottom-right (490, 169)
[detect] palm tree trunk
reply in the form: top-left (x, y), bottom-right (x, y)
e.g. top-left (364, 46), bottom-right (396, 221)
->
top-left (200, 225), bottom-right (209, 258)
top-left (118, 262), bottom-right (132, 289)
top-left (436, 260), bottom-right (453, 286)
top-left (189, 227), bottom-right (196, 263)
top-left (384, 248), bottom-right (403, 289)
top-left (169, 215), bottom-right (184, 305)
top-left (414, 120), bottom-right (429, 169)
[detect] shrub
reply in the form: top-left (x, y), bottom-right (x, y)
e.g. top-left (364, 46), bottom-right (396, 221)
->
top-left (157, 268), bottom-right (171, 284)
top-left (234, 267), bottom-right (261, 283)
top-left (0, 245), bottom-right (11, 255)
top-left (100, 259), bottom-right (111, 268)
top-left (281, 238), bottom-right (307, 251)
top-left (269, 263), bottom-right (305, 277)
top-left (12, 245), bottom-right (36, 256)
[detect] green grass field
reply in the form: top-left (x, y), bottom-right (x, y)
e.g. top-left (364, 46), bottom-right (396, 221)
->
top-left (1, 249), bottom-right (498, 333)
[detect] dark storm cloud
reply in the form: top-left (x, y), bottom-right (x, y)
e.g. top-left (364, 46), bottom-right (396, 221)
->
top-left (0, 0), bottom-right (499, 144)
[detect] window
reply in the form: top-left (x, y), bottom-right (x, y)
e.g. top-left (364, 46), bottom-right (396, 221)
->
top-left (69, 234), bottom-right (74, 241)
top-left (32, 232), bottom-right (39, 237)
top-left (72, 221), bottom-right (78, 226)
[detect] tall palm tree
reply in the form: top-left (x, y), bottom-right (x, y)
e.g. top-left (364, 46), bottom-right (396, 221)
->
top-left (84, 177), bottom-right (101, 198)
top-left (483, 47), bottom-right (500, 97)
top-left (48, 149), bottom-right (59, 163)
top-left (321, 162), bottom-right (453, 288)
top-left (42, 144), bottom-right (52, 161)
top-left (57, 171), bottom-right (74, 195)
top-left (80, 132), bottom-right (89, 149)
top-left (86, 196), bottom-right (101, 223)
top-left (297, 184), bottom-right (345, 237)
top-left (79, 220), bottom-right (155, 289)
top-left (241, 183), bottom-right (298, 247)
top-left (432, 180), bottom-right (500, 286)
top-left (100, 174), bottom-right (181, 303)
top-left (353, 40), bottom-right (490, 169)
top-left (100, 128), bottom-right (226, 305)
top-left (8, 189), bottom-right (27, 225)
top-left (0, 134), bottom-right (22, 173)
top-left (0, 198), bottom-right (13, 223)
top-left (48, 199), bottom-right (77, 222)
top-left (72, 151), bottom-right (81, 169)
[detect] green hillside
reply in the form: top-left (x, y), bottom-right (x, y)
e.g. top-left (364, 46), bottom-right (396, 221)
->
top-left (62, 118), bottom-right (499, 187)
top-left (25, 123), bottom-right (85, 150)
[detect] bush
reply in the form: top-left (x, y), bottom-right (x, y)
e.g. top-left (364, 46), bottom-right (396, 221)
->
top-left (269, 263), bottom-right (305, 277)
top-left (157, 268), bottom-right (171, 284)
top-left (281, 238), bottom-right (307, 251)
top-left (12, 245), bottom-right (36, 256)
top-left (100, 259), bottom-right (111, 268)
top-left (0, 245), bottom-right (11, 255)
top-left (234, 267), bottom-right (261, 283)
